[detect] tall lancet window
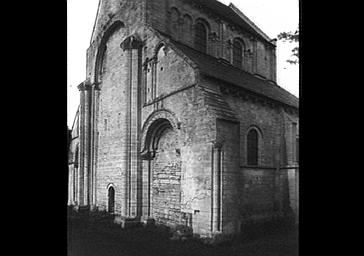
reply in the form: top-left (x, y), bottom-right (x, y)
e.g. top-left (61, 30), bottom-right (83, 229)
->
top-left (194, 22), bottom-right (208, 53)
top-left (247, 129), bottom-right (259, 166)
top-left (233, 39), bottom-right (244, 68)
top-left (170, 8), bottom-right (180, 39)
top-left (182, 14), bottom-right (192, 44)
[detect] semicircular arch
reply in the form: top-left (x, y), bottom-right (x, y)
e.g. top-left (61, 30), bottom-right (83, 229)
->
top-left (141, 109), bottom-right (180, 157)
top-left (94, 20), bottom-right (125, 84)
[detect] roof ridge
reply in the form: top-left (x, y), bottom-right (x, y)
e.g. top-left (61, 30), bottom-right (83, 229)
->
top-left (167, 39), bottom-right (298, 108)
top-left (170, 39), bottom-right (279, 86)
top-left (183, 0), bottom-right (274, 45)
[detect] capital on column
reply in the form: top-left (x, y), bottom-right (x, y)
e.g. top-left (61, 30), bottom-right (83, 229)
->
top-left (77, 80), bottom-right (93, 91)
top-left (120, 34), bottom-right (143, 50)
top-left (212, 140), bottom-right (224, 150)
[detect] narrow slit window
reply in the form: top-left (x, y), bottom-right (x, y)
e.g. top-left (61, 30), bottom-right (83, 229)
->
top-left (233, 39), bottom-right (243, 68)
top-left (247, 129), bottom-right (259, 165)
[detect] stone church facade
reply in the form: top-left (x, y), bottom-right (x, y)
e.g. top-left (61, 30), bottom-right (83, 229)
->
top-left (68, 0), bottom-right (299, 238)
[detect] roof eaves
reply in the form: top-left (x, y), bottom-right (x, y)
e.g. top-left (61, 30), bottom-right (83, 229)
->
top-left (200, 72), bottom-right (298, 109)
top-left (166, 39), bottom-right (298, 109)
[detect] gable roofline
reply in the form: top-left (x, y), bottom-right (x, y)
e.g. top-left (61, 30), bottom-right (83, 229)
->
top-left (90, 0), bottom-right (102, 44)
top-left (147, 27), bottom-right (297, 108)
top-left (166, 38), bottom-right (298, 109)
top-left (146, 25), bottom-right (200, 70)
top-left (184, 0), bottom-right (275, 46)
top-left (228, 3), bottom-right (272, 43)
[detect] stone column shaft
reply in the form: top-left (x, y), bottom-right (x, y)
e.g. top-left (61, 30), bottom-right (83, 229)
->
top-left (78, 86), bottom-right (85, 205)
top-left (212, 145), bottom-right (222, 232)
top-left (92, 88), bottom-right (100, 208)
top-left (68, 166), bottom-right (73, 205)
top-left (121, 35), bottom-right (143, 217)
top-left (77, 81), bottom-right (93, 207)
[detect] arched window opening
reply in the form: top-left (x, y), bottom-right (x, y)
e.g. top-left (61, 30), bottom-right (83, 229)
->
top-left (74, 146), bottom-right (79, 168)
top-left (108, 186), bottom-right (115, 213)
top-left (247, 129), bottom-right (259, 166)
top-left (95, 21), bottom-right (125, 84)
top-left (194, 22), bottom-right (207, 53)
top-left (170, 8), bottom-right (180, 39)
top-left (156, 45), bottom-right (166, 98)
top-left (233, 39), bottom-right (244, 68)
top-left (182, 14), bottom-right (192, 43)
top-left (296, 137), bottom-right (299, 163)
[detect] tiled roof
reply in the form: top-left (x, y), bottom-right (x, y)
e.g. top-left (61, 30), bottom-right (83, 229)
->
top-left (170, 40), bottom-right (299, 109)
top-left (202, 88), bottom-right (239, 122)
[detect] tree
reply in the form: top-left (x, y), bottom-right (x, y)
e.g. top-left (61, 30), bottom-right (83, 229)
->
top-left (277, 29), bottom-right (299, 65)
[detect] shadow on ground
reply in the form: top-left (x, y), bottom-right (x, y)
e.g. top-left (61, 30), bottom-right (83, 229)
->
top-left (68, 210), bottom-right (298, 256)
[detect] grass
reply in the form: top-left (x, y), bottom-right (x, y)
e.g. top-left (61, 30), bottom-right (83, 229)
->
top-left (68, 211), bottom-right (298, 256)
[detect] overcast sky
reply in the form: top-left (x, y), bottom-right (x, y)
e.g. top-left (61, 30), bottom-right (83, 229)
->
top-left (67, 0), bottom-right (299, 127)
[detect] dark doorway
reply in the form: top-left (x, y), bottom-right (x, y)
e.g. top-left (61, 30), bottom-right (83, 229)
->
top-left (108, 186), bottom-right (115, 213)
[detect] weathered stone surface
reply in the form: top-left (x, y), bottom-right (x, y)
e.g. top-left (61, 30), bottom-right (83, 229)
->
top-left (68, 0), bottom-right (299, 239)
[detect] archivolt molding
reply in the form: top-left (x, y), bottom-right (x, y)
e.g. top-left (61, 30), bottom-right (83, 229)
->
top-left (93, 20), bottom-right (126, 84)
top-left (106, 183), bottom-right (115, 190)
top-left (246, 125), bottom-right (264, 140)
top-left (141, 109), bottom-right (181, 158)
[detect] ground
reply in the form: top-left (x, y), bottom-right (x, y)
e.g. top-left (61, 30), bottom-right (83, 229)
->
top-left (68, 210), bottom-right (298, 256)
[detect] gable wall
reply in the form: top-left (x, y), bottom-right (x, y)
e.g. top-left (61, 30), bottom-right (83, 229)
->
top-left (147, 0), bottom-right (276, 81)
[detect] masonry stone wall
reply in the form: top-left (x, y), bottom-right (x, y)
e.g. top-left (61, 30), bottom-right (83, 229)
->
top-left (198, 76), bottom-right (298, 226)
top-left (89, 18), bottom-right (219, 235)
top-left (151, 128), bottom-right (182, 226)
top-left (140, 39), bottom-right (217, 233)
top-left (94, 25), bottom-right (127, 213)
top-left (216, 119), bottom-right (241, 234)
top-left (221, 89), bottom-right (283, 167)
top-left (222, 88), bottom-right (295, 223)
top-left (282, 111), bottom-right (299, 220)
top-left (87, 1), bottom-right (146, 85)
top-left (140, 84), bottom-right (217, 235)
top-left (90, 0), bottom-right (145, 46)
top-left (68, 0), bottom-right (298, 238)
top-left (146, 0), bottom-right (276, 81)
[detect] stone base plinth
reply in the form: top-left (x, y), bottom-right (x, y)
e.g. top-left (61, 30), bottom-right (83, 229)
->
top-left (140, 216), bottom-right (155, 227)
top-left (114, 215), bottom-right (142, 228)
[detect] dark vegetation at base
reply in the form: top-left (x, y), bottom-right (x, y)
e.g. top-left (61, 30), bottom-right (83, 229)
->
top-left (67, 208), bottom-right (298, 256)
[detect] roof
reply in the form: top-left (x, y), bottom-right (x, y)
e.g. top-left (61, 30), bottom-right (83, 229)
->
top-left (185, 0), bottom-right (274, 45)
top-left (202, 88), bottom-right (239, 122)
top-left (170, 39), bottom-right (299, 109)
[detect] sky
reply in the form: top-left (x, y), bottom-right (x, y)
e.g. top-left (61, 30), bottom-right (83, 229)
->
top-left (67, 0), bottom-right (299, 127)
